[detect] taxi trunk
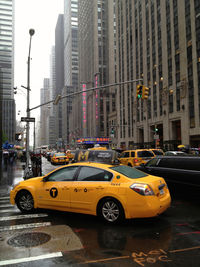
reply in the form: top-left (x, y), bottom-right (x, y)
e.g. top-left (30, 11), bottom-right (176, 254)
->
top-left (126, 176), bottom-right (171, 219)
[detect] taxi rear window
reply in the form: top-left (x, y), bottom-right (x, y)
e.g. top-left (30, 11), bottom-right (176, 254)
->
top-left (110, 165), bottom-right (148, 178)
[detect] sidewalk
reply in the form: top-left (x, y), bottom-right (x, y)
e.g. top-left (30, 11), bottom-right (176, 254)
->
top-left (0, 160), bottom-right (25, 197)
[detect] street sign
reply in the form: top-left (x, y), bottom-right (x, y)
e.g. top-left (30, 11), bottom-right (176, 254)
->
top-left (21, 117), bottom-right (35, 122)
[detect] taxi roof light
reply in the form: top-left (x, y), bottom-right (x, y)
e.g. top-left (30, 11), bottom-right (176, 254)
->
top-left (130, 183), bottom-right (154, 196)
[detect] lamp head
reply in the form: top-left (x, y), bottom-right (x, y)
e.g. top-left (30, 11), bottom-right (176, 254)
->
top-left (29, 29), bottom-right (35, 36)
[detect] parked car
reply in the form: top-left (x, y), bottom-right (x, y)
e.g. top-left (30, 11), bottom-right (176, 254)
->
top-left (118, 149), bottom-right (155, 167)
top-left (164, 151), bottom-right (187, 156)
top-left (136, 156), bottom-right (200, 187)
top-left (10, 161), bottom-right (171, 224)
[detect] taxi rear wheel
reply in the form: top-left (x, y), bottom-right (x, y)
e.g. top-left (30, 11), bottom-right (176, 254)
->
top-left (16, 190), bottom-right (34, 213)
top-left (98, 198), bottom-right (125, 224)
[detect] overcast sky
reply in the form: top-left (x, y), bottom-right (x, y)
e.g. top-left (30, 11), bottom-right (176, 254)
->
top-left (14, 0), bottom-right (64, 121)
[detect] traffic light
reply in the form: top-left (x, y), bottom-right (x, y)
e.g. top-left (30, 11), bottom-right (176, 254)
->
top-left (142, 86), bottom-right (149, 99)
top-left (155, 126), bottom-right (158, 133)
top-left (136, 85), bottom-right (143, 99)
top-left (111, 128), bottom-right (114, 134)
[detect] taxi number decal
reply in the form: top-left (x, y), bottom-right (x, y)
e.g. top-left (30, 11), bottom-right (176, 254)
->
top-left (111, 183), bottom-right (121, 186)
top-left (50, 187), bottom-right (58, 198)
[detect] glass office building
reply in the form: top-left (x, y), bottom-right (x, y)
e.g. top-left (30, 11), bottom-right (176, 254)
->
top-left (0, 0), bottom-right (15, 143)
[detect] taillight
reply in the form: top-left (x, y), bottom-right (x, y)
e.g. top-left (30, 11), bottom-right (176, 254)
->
top-left (134, 158), bottom-right (138, 163)
top-left (130, 183), bottom-right (154, 196)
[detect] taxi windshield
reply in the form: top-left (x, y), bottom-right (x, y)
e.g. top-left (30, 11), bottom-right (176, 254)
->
top-left (110, 165), bottom-right (148, 178)
top-left (55, 153), bottom-right (66, 157)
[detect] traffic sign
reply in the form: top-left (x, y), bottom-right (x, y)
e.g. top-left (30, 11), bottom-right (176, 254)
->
top-left (21, 117), bottom-right (35, 122)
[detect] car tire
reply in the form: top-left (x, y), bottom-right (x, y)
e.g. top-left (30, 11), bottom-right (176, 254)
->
top-left (16, 190), bottom-right (34, 213)
top-left (98, 198), bottom-right (125, 224)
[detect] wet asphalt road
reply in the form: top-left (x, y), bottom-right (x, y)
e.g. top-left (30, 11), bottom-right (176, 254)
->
top-left (0, 158), bottom-right (200, 266)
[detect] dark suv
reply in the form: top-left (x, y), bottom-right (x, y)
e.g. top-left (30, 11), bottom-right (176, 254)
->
top-left (136, 156), bottom-right (200, 187)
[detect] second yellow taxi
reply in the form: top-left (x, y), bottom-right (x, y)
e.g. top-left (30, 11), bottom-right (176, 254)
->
top-left (119, 149), bottom-right (155, 167)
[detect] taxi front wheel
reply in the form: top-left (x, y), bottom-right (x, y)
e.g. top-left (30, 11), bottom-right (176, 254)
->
top-left (16, 190), bottom-right (34, 213)
top-left (98, 198), bottom-right (125, 224)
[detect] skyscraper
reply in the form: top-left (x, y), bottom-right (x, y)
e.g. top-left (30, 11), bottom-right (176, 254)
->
top-left (115, 0), bottom-right (200, 150)
top-left (62, 0), bottom-right (79, 144)
top-left (0, 0), bottom-right (15, 143)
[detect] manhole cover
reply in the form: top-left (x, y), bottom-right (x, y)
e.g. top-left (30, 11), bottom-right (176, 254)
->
top-left (7, 232), bottom-right (51, 248)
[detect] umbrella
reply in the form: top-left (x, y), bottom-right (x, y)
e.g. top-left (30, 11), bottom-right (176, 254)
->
top-left (177, 145), bottom-right (185, 148)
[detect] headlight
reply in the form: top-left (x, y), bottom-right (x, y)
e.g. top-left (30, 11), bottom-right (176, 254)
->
top-left (130, 183), bottom-right (154, 196)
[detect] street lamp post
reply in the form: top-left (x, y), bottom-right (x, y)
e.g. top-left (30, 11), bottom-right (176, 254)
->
top-left (25, 29), bottom-right (35, 178)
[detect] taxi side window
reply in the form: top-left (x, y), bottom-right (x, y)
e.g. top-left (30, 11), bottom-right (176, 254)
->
top-left (121, 152), bottom-right (129, 158)
top-left (138, 151), bottom-right (154, 158)
top-left (47, 166), bottom-right (79, 182)
top-left (77, 167), bottom-right (113, 182)
top-left (131, 151), bottom-right (135, 157)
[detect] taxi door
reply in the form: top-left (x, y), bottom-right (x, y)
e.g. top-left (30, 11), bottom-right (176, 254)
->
top-left (70, 166), bottom-right (113, 213)
top-left (36, 166), bottom-right (79, 209)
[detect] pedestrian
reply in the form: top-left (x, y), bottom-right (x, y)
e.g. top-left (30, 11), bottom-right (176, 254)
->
top-left (3, 150), bottom-right (9, 168)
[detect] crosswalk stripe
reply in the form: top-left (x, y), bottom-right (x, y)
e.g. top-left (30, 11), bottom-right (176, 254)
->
top-left (0, 204), bottom-right (13, 208)
top-left (0, 197), bottom-right (10, 200)
top-left (0, 222), bottom-right (51, 231)
top-left (0, 209), bottom-right (18, 213)
top-left (0, 214), bottom-right (48, 221)
top-left (0, 252), bottom-right (63, 266)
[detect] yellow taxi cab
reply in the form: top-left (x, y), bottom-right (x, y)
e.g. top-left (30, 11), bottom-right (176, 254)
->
top-left (66, 150), bottom-right (76, 162)
top-left (10, 150), bottom-right (171, 224)
top-left (119, 149), bottom-right (155, 167)
top-left (51, 152), bottom-right (69, 165)
top-left (149, 148), bottom-right (164, 156)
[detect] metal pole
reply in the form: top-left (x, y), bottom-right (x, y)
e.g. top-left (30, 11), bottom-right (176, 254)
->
top-left (0, 67), bottom-right (2, 181)
top-left (33, 120), bottom-right (35, 151)
top-left (25, 29), bottom-right (35, 179)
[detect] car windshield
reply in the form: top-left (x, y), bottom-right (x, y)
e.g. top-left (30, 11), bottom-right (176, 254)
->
top-left (55, 153), bottom-right (65, 157)
top-left (110, 165), bottom-right (148, 178)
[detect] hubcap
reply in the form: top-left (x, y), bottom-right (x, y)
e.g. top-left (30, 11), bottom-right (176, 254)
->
top-left (19, 194), bottom-right (33, 211)
top-left (102, 201), bottom-right (119, 222)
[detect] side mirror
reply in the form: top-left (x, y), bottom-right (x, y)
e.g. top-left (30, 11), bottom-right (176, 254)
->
top-left (42, 176), bottom-right (48, 182)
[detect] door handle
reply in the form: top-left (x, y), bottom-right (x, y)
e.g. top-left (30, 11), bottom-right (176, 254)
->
top-left (45, 189), bottom-right (49, 191)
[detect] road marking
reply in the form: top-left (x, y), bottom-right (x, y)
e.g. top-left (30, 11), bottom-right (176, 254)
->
top-left (0, 252), bottom-right (63, 266)
top-left (0, 209), bottom-right (18, 213)
top-left (0, 214), bottom-right (48, 221)
top-left (0, 204), bottom-right (13, 208)
top-left (82, 256), bottom-right (130, 264)
top-left (0, 222), bottom-right (51, 231)
top-left (0, 197), bottom-right (10, 200)
top-left (169, 246), bottom-right (200, 253)
top-left (81, 246), bottom-right (200, 265)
